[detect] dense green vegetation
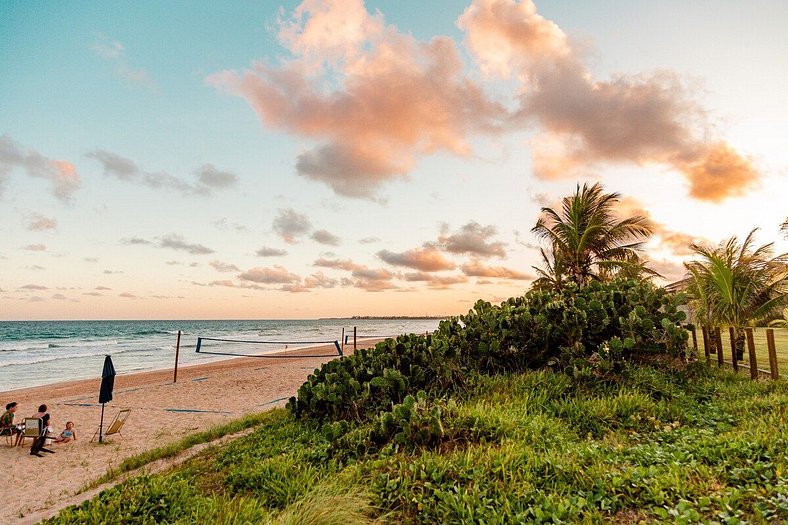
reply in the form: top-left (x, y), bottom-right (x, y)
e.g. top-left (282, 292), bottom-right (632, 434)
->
top-left (45, 193), bottom-right (788, 524)
top-left (48, 364), bottom-right (788, 524)
top-left (47, 277), bottom-right (788, 524)
top-left (289, 279), bottom-right (687, 424)
top-left (685, 229), bottom-right (788, 359)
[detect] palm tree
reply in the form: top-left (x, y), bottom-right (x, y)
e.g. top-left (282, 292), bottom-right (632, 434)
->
top-left (684, 229), bottom-right (788, 358)
top-left (598, 252), bottom-right (662, 282)
top-left (531, 247), bottom-right (568, 291)
top-left (532, 182), bottom-right (653, 287)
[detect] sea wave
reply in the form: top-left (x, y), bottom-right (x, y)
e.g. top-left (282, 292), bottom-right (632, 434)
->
top-left (0, 347), bottom-right (136, 369)
top-left (47, 340), bottom-right (118, 349)
top-left (0, 342), bottom-right (52, 353)
top-left (130, 329), bottom-right (176, 336)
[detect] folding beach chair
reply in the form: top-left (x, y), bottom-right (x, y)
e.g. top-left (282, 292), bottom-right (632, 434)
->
top-left (17, 417), bottom-right (42, 447)
top-left (0, 425), bottom-right (17, 446)
top-left (91, 408), bottom-right (131, 442)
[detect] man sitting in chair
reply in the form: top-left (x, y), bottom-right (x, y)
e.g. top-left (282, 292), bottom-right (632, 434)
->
top-left (30, 413), bottom-right (55, 457)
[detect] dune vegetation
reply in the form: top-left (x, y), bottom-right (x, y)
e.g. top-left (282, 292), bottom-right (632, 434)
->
top-left (47, 185), bottom-right (788, 524)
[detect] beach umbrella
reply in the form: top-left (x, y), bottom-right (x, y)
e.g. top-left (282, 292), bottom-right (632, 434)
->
top-left (98, 355), bottom-right (116, 442)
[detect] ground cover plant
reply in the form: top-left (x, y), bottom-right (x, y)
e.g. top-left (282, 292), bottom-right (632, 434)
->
top-left (47, 278), bottom-right (788, 523)
top-left (48, 364), bottom-right (788, 524)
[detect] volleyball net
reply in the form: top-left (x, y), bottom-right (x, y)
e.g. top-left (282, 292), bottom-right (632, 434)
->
top-left (195, 337), bottom-right (342, 358)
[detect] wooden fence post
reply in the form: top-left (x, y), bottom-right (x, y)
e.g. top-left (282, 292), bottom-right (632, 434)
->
top-left (341, 327), bottom-right (345, 354)
top-left (353, 326), bottom-right (357, 351)
top-left (745, 328), bottom-right (758, 380)
top-left (766, 329), bottom-right (779, 380)
top-left (729, 327), bottom-right (738, 372)
top-left (701, 327), bottom-right (711, 363)
top-left (715, 327), bottom-right (724, 367)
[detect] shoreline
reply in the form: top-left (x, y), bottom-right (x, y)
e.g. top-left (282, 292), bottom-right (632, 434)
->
top-left (0, 339), bottom-right (345, 396)
top-left (1, 339), bottom-right (383, 523)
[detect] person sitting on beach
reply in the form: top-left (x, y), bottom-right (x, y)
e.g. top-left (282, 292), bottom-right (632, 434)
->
top-left (33, 404), bottom-right (48, 419)
top-left (54, 421), bottom-right (77, 444)
top-left (1, 402), bottom-right (23, 445)
top-left (30, 413), bottom-right (55, 457)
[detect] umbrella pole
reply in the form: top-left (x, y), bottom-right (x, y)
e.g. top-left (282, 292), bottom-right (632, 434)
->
top-left (99, 403), bottom-right (105, 443)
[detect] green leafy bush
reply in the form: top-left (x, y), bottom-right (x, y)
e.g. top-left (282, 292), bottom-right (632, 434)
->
top-left (288, 279), bottom-right (688, 423)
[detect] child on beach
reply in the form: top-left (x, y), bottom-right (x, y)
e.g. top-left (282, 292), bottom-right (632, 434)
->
top-left (54, 421), bottom-right (77, 443)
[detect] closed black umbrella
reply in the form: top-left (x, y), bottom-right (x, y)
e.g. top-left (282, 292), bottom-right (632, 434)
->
top-left (98, 355), bottom-right (116, 442)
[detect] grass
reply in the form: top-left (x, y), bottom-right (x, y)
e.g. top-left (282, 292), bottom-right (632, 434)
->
top-left (48, 362), bottom-right (788, 524)
top-left (85, 411), bottom-right (273, 490)
top-left (692, 326), bottom-right (788, 376)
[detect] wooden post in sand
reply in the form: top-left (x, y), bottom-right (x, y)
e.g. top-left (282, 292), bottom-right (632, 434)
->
top-left (766, 329), bottom-right (779, 380)
top-left (353, 326), bottom-right (357, 351)
top-left (341, 327), bottom-right (345, 354)
top-left (173, 330), bottom-right (181, 383)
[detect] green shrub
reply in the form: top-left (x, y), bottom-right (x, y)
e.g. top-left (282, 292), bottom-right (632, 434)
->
top-left (289, 279), bottom-right (689, 424)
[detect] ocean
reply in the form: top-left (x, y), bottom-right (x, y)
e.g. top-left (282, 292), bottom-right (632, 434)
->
top-left (0, 318), bottom-right (442, 392)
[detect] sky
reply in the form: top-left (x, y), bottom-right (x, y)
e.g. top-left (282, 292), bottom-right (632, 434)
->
top-left (1, 0), bottom-right (786, 320)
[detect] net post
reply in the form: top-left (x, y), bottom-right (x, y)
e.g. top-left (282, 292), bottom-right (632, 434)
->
top-left (196, 337), bottom-right (202, 353)
top-left (353, 326), bottom-right (357, 351)
top-left (334, 340), bottom-right (343, 356)
top-left (341, 327), bottom-right (345, 355)
top-left (173, 330), bottom-right (181, 383)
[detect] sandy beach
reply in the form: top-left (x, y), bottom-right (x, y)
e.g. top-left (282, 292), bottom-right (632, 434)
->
top-left (0, 341), bottom-right (379, 524)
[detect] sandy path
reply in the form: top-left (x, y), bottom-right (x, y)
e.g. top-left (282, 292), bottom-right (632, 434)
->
top-left (0, 340), bottom-right (379, 524)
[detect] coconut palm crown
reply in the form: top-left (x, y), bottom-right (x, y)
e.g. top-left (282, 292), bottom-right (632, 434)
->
top-left (684, 229), bottom-right (788, 355)
top-left (532, 182), bottom-right (654, 287)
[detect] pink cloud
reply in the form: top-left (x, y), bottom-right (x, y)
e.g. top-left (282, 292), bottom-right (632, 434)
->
top-left (304, 271), bottom-right (338, 288)
top-left (0, 135), bottom-right (80, 201)
top-left (378, 247), bottom-right (456, 272)
top-left (205, 0), bottom-right (757, 203)
top-left (437, 221), bottom-right (506, 258)
top-left (403, 272), bottom-right (468, 289)
top-left (208, 0), bottom-right (505, 198)
top-left (239, 265), bottom-right (301, 284)
top-left (209, 260), bottom-right (240, 273)
top-left (458, 0), bottom-right (759, 201)
top-left (281, 283), bottom-right (311, 293)
top-left (314, 257), bottom-right (363, 271)
top-left (460, 260), bottom-right (531, 280)
top-left (25, 212), bottom-right (57, 231)
top-left (650, 258), bottom-right (687, 283)
top-left (615, 197), bottom-right (707, 257)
